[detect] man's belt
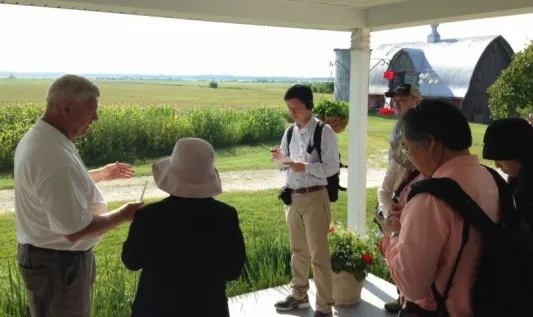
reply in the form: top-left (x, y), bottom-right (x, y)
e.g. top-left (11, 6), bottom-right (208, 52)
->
top-left (291, 185), bottom-right (325, 194)
top-left (23, 244), bottom-right (92, 256)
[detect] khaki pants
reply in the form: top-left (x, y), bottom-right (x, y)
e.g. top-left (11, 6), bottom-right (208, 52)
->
top-left (286, 188), bottom-right (334, 313)
top-left (17, 244), bottom-right (96, 317)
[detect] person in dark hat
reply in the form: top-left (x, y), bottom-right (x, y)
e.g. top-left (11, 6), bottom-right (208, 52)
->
top-left (483, 117), bottom-right (533, 229)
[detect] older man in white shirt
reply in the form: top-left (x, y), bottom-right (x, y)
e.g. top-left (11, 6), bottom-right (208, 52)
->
top-left (14, 74), bottom-right (143, 317)
top-left (271, 85), bottom-right (339, 317)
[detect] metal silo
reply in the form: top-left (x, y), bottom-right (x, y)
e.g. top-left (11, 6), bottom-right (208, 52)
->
top-left (334, 48), bottom-right (351, 102)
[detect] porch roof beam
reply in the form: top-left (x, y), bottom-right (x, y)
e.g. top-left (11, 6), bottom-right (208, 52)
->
top-left (367, 0), bottom-right (533, 31)
top-left (2, 0), bottom-right (367, 31)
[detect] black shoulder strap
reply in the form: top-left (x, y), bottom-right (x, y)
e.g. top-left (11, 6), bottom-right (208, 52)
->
top-left (392, 169), bottom-right (420, 202)
top-left (286, 125), bottom-right (294, 157)
top-left (408, 177), bottom-right (496, 234)
top-left (312, 121), bottom-right (325, 163)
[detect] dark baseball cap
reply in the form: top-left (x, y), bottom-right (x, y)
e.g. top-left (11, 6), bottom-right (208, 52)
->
top-left (385, 83), bottom-right (421, 98)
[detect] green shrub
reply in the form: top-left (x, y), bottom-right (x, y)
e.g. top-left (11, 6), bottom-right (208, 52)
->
top-left (0, 105), bottom-right (287, 172)
top-left (488, 40), bottom-right (533, 119)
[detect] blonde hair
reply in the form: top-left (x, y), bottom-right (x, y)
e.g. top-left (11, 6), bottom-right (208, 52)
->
top-left (46, 74), bottom-right (100, 109)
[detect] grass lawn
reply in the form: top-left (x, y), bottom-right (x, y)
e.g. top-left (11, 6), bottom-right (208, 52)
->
top-left (0, 114), bottom-right (492, 190)
top-left (0, 188), bottom-right (386, 316)
top-left (0, 188), bottom-right (380, 266)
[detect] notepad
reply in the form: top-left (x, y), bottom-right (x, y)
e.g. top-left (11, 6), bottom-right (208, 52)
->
top-left (274, 157), bottom-right (293, 169)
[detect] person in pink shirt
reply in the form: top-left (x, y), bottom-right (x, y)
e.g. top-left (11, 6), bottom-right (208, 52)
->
top-left (378, 99), bottom-right (501, 316)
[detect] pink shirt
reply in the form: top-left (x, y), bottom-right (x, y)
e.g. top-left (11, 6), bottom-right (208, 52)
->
top-left (384, 155), bottom-right (500, 317)
top-left (397, 171), bottom-right (425, 207)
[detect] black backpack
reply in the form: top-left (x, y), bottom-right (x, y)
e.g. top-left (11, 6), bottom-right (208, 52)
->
top-left (406, 165), bottom-right (533, 317)
top-left (286, 121), bottom-right (346, 202)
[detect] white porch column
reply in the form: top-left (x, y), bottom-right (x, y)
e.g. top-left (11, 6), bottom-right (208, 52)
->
top-left (347, 28), bottom-right (371, 235)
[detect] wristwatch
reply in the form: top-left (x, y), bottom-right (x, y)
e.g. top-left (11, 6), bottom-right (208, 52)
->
top-left (390, 231), bottom-right (400, 239)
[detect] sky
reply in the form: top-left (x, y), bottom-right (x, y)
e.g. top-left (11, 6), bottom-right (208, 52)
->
top-left (0, 4), bottom-right (532, 77)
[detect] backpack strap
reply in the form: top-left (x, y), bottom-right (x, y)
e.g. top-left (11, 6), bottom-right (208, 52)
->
top-left (309, 121), bottom-right (325, 163)
top-left (392, 169), bottom-right (421, 203)
top-left (286, 125), bottom-right (295, 157)
top-left (408, 176), bottom-right (498, 235)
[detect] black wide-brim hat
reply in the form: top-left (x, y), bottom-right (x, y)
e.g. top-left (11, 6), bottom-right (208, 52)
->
top-left (483, 117), bottom-right (533, 161)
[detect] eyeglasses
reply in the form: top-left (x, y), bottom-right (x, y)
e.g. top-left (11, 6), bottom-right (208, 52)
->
top-left (401, 146), bottom-right (410, 157)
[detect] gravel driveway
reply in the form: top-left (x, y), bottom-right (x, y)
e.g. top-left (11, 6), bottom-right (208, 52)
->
top-left (0, 168), bottom-right (386, 213)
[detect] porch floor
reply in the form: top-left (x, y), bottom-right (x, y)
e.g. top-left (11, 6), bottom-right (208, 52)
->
top-left (228, 274), bottom-right (398, 317)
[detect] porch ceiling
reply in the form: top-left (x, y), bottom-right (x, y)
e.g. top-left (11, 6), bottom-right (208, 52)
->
top-left (3, 0), bottom-right (533, 31)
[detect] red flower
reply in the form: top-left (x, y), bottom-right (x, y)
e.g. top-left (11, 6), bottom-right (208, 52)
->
top-left (361, 254), bottom-right (374, 265)
top-left (329, 226), bottom-right (335, 233)
top-left (378, 107), bottom-right (395, 116)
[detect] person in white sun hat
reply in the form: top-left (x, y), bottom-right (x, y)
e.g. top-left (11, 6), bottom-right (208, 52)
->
top-left (121, 137), bottom-right (246, 317)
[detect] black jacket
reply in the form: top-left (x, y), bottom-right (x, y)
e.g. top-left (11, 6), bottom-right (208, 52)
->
top-left (121, 196), bottom-right (246, 317)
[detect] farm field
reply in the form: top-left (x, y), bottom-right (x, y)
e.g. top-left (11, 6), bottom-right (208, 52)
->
top-left (0, 78), bottom-right (331, 108)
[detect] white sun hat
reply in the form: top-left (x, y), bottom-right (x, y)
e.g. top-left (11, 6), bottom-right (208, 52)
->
top-left (152, 137), bottom-right (222, 198)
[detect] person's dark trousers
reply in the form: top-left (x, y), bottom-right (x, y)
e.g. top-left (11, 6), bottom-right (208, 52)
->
top-left (17, 244), bottom-right (96, 317)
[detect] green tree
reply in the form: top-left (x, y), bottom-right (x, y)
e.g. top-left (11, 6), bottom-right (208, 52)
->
top-left (488, 40), bottom-right (533, 119)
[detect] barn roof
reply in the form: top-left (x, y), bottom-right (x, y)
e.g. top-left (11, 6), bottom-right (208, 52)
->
top-left (368, 35), bottom-right (514, 98)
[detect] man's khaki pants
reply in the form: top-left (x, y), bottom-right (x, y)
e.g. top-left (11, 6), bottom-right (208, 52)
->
top-left (286, 188), bottom-right (334, 314)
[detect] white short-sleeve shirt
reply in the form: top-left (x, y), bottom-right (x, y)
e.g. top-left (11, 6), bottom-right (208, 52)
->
top-left (14, 118), bottom-right (108, 251)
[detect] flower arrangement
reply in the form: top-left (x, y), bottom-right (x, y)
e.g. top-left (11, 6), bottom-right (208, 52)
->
top-left (328, 224), bottom-right (375, 281)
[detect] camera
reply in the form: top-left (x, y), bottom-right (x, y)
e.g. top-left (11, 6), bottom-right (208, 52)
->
top-left (278, 186), bottom-right (293, 205)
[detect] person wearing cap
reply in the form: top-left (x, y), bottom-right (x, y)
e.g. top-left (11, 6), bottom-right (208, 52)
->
top-left (483, 117), bottom-right (533, 229)
top-left (378, 83), bottom-right (423, 313)
top-left (271, 84), bottom-right (339, 317)
top-left (384, 83), bottom-right (422, 163)
top-left (378, 82), bottom-right (423, 220)
top-left (121, 137), bottom-right (246, 317)
top-left (14, 74), bottom-right (142, 317)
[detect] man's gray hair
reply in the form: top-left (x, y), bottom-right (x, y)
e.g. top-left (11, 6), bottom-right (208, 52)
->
top-left (46, 74), bottom-right (100, 109)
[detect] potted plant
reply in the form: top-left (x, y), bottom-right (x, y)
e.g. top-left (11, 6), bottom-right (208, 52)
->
top-left (313, 99), bottom-right (349, 133)
top-left (328, 223), bottom-right (375, 306)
